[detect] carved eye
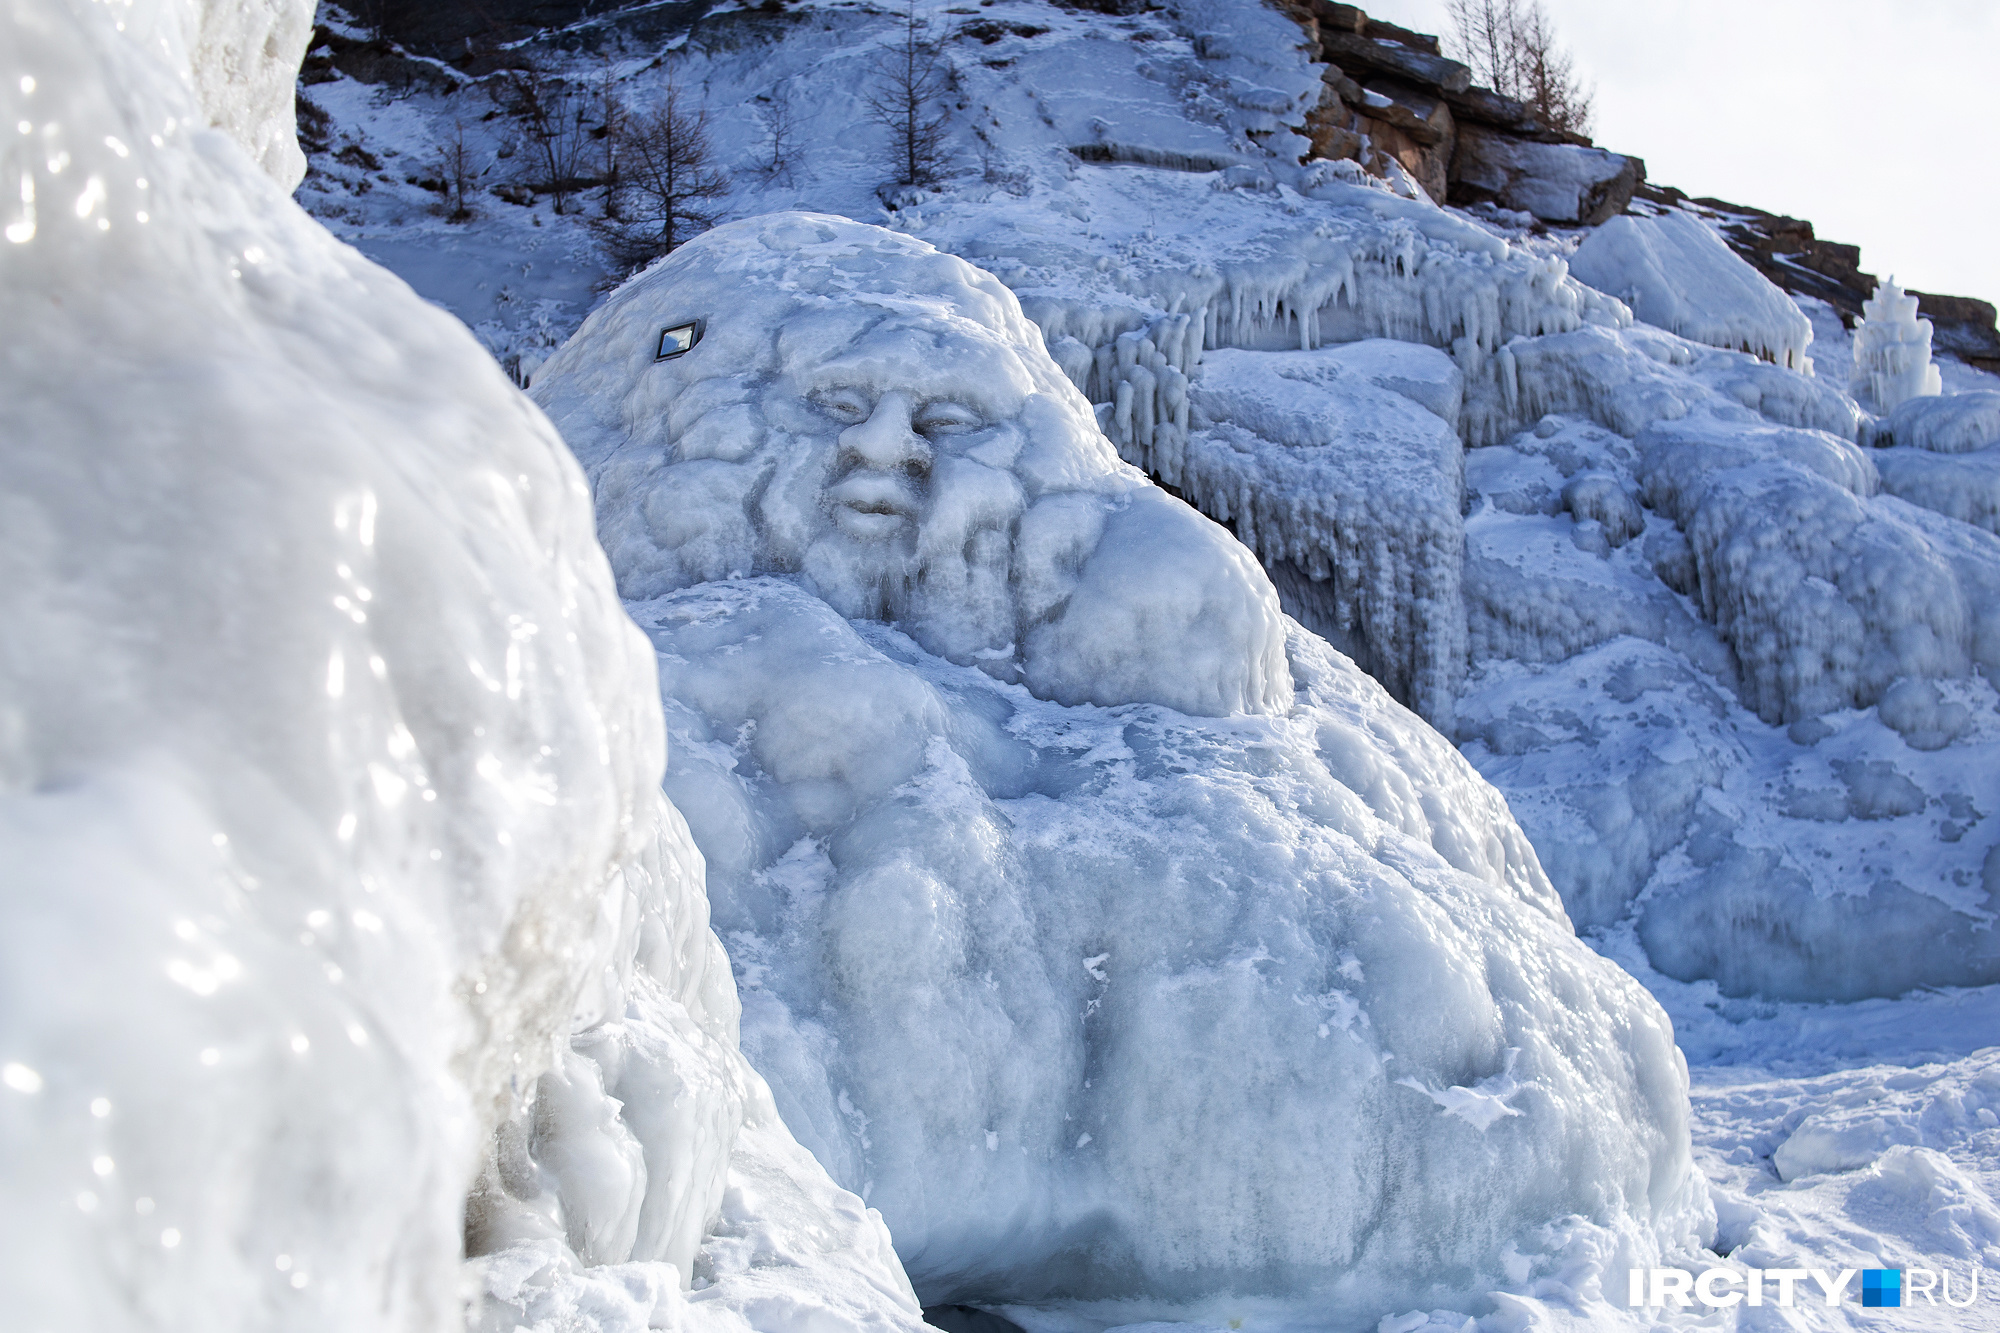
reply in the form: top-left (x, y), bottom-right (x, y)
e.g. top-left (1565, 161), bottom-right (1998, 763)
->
top-left (913, 401), bottom-right (982, 437)
top-left (812, 387), bottom-right (871, 425)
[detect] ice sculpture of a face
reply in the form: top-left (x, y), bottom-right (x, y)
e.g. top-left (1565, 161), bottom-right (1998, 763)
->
top-left (534, 212), bottom-right (1291, 718)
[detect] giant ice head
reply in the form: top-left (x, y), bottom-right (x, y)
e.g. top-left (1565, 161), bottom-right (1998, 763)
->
top-left (532, 213), bottom-right (1292, 718)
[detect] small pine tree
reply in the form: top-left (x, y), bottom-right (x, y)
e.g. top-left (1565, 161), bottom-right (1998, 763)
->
top-left (1444, 0), bottom-right (1594, 137)
top-left (597, 84), bottom-right (730, 271)
top-left (863, 1), bottom-right (952, 188)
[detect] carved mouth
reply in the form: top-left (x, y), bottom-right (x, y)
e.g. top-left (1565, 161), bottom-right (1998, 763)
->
top-left (828, 475), bottom-right (915, 538)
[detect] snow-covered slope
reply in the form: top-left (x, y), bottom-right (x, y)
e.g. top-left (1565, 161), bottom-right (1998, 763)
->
top-left (0, 4), bottom-right (920, 1330)
top-left (530, 213), bottom-right (1711, 1326)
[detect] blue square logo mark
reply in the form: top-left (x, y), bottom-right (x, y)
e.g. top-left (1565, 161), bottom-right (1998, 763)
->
top-left (1861, 1269), bottom-right (1902, 1308)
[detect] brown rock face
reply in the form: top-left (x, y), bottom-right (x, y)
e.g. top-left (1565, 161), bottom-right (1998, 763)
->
top-left (1320, 30), bottom-right (1472, 94)
top-left (1449, 124), bottom-right (1642, 225)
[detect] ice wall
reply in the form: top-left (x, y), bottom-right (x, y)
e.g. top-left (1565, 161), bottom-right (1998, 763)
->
top-left (535, 216), bottom-right (1713, 1324)
top-left (0, 7), bottom-right (920, 1331)
top-left (1850, 277), bottom-right (1944, 411)
top-left (1568, 210), bottom-right (1814, 371)
top-left (1180, 343), bottom-right (1468, 725)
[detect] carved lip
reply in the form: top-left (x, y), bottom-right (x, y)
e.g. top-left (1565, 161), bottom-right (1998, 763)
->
top-left (827, 473), bottom-right (916, 536)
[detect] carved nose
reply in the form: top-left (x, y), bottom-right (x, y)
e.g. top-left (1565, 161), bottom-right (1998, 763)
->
top-left (840, 391), bottom-right (933, 474)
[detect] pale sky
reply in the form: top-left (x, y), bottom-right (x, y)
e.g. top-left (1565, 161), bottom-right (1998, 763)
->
top-left (1382, 0), bottom-right (2000, 309)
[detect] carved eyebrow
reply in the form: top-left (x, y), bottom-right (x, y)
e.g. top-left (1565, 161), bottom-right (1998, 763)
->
top-left (912, 400), bottom-right (984, 432)
top-left (809, 386), bottom-right (872, 421)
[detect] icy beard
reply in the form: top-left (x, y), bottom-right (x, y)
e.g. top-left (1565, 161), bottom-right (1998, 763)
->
top-left (794, 442), bottom-right (1031, 671)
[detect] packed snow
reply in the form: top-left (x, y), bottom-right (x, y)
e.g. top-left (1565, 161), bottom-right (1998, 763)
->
top-left (1, 4), bottom-right (920, 1332)
top-left (530, 214), bottom-right (1713, 1324)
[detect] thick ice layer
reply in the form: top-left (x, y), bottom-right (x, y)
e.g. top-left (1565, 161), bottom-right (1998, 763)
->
top-left (1179, 343), bottom-right (1467, 725)
top-left (1460, 413), bottom-right (2000, 1001)
top-left (0, 8), bottom-right (919, 1331)
top-left (1867, 388), bottom-right (2000, 453)
top-left (532, 213), bottom-right (1291, 720)
top-left (1875, 445), bottom-right (2000, 537)
top-left (1637, 413), bottom-right (1988, 723)
top-left (633, 578), bottom-right (1709, 1322)
top-left (1567, 210), bottom-right (1814, 370)
top-left (1850, 278), bottom-right (1944, 411)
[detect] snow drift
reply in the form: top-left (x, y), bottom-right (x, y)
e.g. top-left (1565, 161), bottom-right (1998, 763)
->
top-left (533, 213), bottom-right (1712, 1324)
top-left (1567, 210), bottom-right (1813, 371)
top-left (0, 6), bottom-right (919, 1331)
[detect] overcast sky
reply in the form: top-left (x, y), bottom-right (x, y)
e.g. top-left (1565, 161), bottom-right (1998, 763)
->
top-left (1382, 1), bottom-right (2000, 308)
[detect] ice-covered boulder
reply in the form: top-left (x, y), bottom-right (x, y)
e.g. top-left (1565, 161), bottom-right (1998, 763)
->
top-left (1850, 278), bottom-right (1944, 411)
top-left (1866, 389), bottom-right (2000, 453)
top-left (1449, 125), bottom-right (1643, 226)
top-left (534, 215), bottom-right (1712, 1323)
top-left (1637, 415), bottom-right (1992, 723)
top-left (1568, 210), bottom-right (1814, 371)
top-left (532, 213), bottom-right (1292, 720)
top-left (0, 6), bottom-right (921, 1331)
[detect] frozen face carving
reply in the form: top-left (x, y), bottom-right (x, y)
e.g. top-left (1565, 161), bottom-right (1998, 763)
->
top-left (532, 212), bottom-right (1290, 718)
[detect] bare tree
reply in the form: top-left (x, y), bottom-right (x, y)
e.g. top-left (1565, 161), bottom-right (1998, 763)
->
top-left (597, 83), bottom-right (730, 271)
top-left (592, 54), bottom-right (625, 207)
top-left (499, 65), bottom-right (593, 213)
top-left (863, 0), bottom-right (952, 188)
top-left (436, 120), bottom-right (479, 222)
top-left (757, 87), bottom-right (800, 183)
top-left (1444, 0), bottom-right (1594, 136)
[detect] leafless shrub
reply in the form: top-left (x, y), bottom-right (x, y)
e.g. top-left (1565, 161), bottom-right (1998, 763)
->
top-left (757, 87), bottom-right (800, 182)
top-left (863, 0), bottom-right (953, 188)
top-left (435, 120), bottom-right (480, 221)
top-left (496, 65), bottom-right (594, 213)
top-left (1444, 0), bottom-right (1594, 136)
top-left (595, 83), bottom-right (730, 272)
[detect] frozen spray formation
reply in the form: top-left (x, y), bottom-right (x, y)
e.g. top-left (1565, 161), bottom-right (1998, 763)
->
top-left (533, 213), bottom-right (1712, 1322)
top-left (0, 6), bottom-right (919, 1331)
top-left (1850, 277), bottom-right (1944, 411)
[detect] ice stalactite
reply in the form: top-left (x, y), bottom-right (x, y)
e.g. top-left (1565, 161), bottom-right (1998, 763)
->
top-left (1850, 277), bottom-right (1944, 411)
top-left (1179, 344), bottom-right (1468, 726)
top-left (1638, 417), bottom-right (1989, 725)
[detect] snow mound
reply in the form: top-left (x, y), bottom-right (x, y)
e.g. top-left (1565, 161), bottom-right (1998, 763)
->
top-left (1875, 444), bottom-right (2000, 538)
top-left (532, 212), bottom-right (1291, 720)
top-left (534, 222), bottom-right (1712, 1321)
top-left (0, 8), bottom-right (919, 1331)
top-left (633, 578), bottom-right (1709, 1321)
top-left (1182, 344), bottom-right (1467, 725)
top-left (1850, 278), bottom-right (1944, 411)
top-left (1567, 211), bottom-right (1813, 370)
top-left (1868, 388), bottom-right (2000, 453)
